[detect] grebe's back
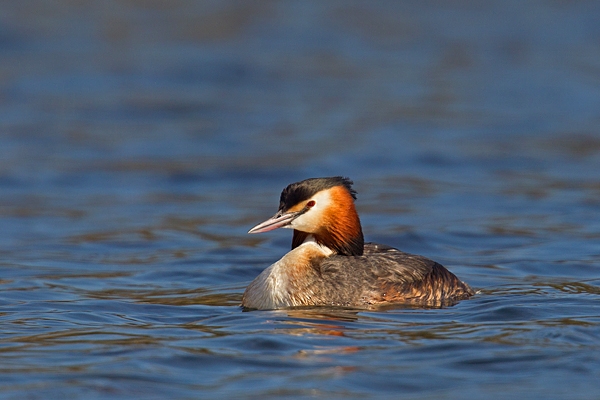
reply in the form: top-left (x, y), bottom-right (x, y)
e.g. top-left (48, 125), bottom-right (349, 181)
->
top-left (312, 243), bottom-right (474, 308)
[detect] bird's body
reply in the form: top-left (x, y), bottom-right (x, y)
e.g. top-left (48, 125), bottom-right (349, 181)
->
top-left (242, 177), bottom-right (473, 310)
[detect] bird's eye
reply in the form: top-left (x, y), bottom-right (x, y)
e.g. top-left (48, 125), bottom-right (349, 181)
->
top-left (306, 200), bottom-right (316, 208)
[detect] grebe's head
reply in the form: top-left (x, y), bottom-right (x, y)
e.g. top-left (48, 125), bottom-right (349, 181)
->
top-left (248, 177), bottom-right (364, 255)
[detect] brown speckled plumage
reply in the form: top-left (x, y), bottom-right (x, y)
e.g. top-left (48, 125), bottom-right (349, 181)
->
top-left (316, 243), bottom-right (474, 307)
top-left (242, 177), bottom-right (474, 310)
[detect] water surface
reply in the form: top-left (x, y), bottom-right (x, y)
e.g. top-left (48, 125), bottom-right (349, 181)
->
top-left (1, 1), bottom-right (600, 399)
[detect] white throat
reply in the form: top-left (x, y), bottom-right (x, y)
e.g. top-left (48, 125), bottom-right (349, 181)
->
top-left (301, 234), bottom-right (334, 256)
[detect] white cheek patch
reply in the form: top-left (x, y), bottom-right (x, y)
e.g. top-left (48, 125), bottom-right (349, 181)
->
top-left (290, 190), bottom-right (332, 233)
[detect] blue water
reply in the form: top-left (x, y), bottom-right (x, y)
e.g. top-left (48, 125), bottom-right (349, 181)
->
top-left (1, 1), bottom-right (600, 398)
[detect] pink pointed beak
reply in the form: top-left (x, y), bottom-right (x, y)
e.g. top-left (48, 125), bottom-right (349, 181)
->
top-left (248, 211), bottom-right (298, 234)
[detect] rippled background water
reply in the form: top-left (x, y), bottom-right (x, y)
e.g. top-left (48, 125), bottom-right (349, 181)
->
top-left (1, 1), bottom-right (600, 399)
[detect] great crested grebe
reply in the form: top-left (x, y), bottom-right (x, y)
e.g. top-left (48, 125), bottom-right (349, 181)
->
top-left (242, 177), bottom-right (474, 310)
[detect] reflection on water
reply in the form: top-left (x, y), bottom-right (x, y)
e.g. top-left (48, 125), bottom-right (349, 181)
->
top-left (1, 0), bottom-right (600, 399)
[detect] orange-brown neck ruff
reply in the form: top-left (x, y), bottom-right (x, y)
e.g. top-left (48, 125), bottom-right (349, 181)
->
top-left (292, 186), bottom-right (364, 256)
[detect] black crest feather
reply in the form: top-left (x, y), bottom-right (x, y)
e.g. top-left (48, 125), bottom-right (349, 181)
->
top-left (279, 176), bottom-right (356, 212)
